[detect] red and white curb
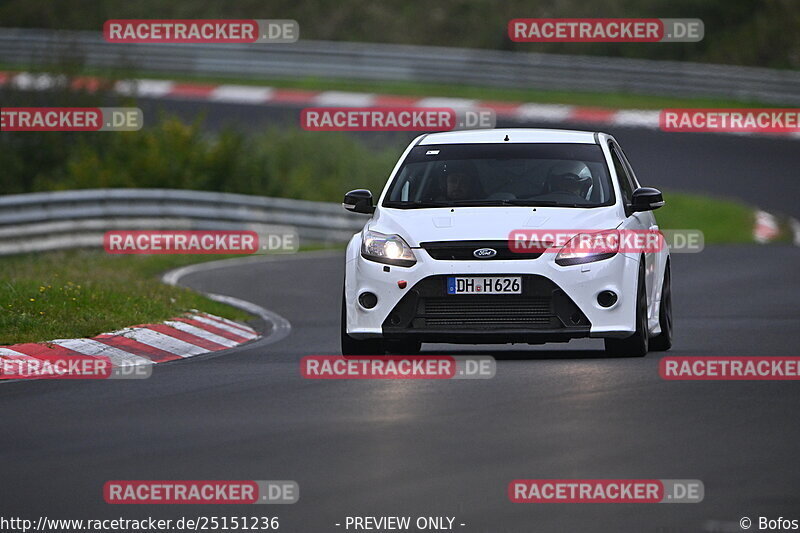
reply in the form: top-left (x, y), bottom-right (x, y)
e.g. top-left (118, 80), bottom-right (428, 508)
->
top-left (752, 210), bottom-right (800, 245)
top-left (2, 71), bottom-right (799, 139)
top-left (754, 210), bottom-right (780, 243)
top-left (0, 312), bottom-right (259, 373)
top-left (0, 254), bottom-right (308, 381)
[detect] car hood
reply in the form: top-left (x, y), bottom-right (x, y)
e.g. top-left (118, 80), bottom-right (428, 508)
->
top-left (371, 206), bottom-right (623, 247)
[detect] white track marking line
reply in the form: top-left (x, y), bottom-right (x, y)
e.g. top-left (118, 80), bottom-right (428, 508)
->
top-left (52, 338), bottom-right (153, 366)
top-left (198, 310), bottom-right (256, 329)
top-left (190, 314), bottom-right (257, 338)
top-left (611, 110), bottom-right (661, 128)
top-left (515, 103), bottom-right (573, 122)
top-left (210, 85), bottom-right (275, 103)
top-left (203, 311), bottom-right (257, 331)
top-left (10, 72), bottom-right (61, 91)
top-left (207, 293), bottom-right (291, 345)
top-left (163, 321), bottom-right (239, 348)
top-left (416, 97), bottom-right (477, 110)
top-left (114, 79), bottom-right (175, 97)
top-left (162, 254), bottom-right (315, 350)
top-left (314, 91), bottom-right (376, 107)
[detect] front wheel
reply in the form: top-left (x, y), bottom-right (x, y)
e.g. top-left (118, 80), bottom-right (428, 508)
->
top-left (649, 262), bottom-right (673, 351)
top-left (604, 261), bottom-right (648, 357)
top-left (341, 291), bottom-right (385, 355)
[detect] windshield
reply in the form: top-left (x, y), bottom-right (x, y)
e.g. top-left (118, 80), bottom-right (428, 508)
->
top-left (383, 143), bottom-right (615, 208)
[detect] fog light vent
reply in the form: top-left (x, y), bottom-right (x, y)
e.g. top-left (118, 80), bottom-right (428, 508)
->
top-left (597, 290), bottom-right (618, 308)
top-left (358, 292), bottom-right (378, 309)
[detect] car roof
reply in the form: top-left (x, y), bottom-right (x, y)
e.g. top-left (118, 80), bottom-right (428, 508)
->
top-left (418, 128), bottom-right (600, 145)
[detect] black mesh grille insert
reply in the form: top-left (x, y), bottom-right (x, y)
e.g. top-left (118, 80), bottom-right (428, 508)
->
top-left (424, 297), bottom-right (551, 316)
top-left (421, 296), bottom-right (551, 328)
top-left (425, 316), bottom-right (551, 327)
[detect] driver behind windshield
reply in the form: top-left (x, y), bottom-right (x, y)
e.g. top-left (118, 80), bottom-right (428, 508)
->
top-left (446, 172), bottom-right (475, 201)
top-left (436, 163), bottom-right (484, 202)
top-left (543, 161), bottom-right (592, 200)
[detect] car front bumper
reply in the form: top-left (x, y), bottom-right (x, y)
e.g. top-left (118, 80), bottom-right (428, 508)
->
top-left (344, 237), bottom-right (641, 343)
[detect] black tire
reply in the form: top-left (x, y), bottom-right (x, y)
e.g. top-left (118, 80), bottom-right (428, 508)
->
top-left (385, 339), bottom-right (422, 355)
top-left (341, 291), bottom-right (385, 355)
top-left (649, 262), bottom-right (673, 352)
top-left (604, 261), bottom-right (648, 357)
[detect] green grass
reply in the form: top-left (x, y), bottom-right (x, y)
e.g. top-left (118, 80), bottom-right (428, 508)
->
top-left (657, 191), bottom-right (755, 243)
top-left (0, 63), bottom-right (779, 110)
top-left (0, 244), bottom-right (344, 345)
top-left (0, 251), bottom-right (257, 345)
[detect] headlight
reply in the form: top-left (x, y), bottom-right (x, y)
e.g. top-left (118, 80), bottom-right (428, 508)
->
top-left (555, 231), bottom-right (618, 266)
top-left (361, 230), bottom-right (417, 267)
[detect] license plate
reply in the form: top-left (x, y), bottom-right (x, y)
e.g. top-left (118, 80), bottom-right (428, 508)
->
top-left (447, 276), bottom-right (522, 295)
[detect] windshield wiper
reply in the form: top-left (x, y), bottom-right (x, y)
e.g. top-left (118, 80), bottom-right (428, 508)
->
top-left (497, 199), bottom-right (585, 207)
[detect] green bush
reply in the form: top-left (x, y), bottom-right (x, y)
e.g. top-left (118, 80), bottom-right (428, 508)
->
top-left (1, 113), bottom-right (399, 201)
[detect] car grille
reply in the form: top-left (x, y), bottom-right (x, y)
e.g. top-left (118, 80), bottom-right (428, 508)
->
top-left (420, 240), bottom-right (542, 261)
top-left (422, 297), bottom-right (551, 327)
top-left (382, 275), bottom-right (590, 332)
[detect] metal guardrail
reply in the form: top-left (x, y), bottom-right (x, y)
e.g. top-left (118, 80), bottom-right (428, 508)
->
top-left (0, 189), bottom-right (364, 255)
top-left (1, 28), bottom-right (799, 105)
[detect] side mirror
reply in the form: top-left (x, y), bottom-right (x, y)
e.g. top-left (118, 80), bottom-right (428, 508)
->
top-left (343, 189), bottom-right (375, 214)
top-left (630, 187), bottom-right (665, 213)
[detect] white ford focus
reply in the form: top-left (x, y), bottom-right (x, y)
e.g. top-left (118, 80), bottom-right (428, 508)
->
top-left (341, 128), bottom-right (672, 357)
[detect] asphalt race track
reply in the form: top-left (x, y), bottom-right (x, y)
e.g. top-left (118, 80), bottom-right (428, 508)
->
top-left (2, 244), bottom-right (799, 532)
top-left (2, 103), bottom-right (799, 532)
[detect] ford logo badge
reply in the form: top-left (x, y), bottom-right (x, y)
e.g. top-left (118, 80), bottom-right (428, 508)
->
top-left (473, 248), bottom-right (497, 258)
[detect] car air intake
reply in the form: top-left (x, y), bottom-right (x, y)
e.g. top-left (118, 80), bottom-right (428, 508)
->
top-left (422, 297), bottom-right (552, 327)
